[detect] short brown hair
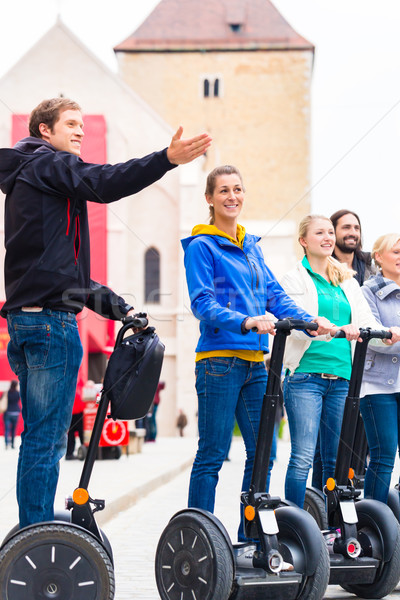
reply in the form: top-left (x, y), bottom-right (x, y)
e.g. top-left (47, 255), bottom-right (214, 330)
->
top-left (29, 98), bottom-right (81, 138)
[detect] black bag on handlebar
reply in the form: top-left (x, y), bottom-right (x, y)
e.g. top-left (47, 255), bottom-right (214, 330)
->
top-left (103, 327), bottom-right (165, 420)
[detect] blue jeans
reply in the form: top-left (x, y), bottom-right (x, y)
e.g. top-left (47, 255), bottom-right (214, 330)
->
top-left (360, 392), bottom-right (400, 503)
top-left (283, 373), bottom-right (349, 508)
top-left (189, 357), bottom-right (275, 541)
top-left (7, 309), bottom-right (83, 528)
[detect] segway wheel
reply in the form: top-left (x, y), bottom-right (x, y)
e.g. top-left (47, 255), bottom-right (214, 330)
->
top-left (0, 523), bottom-right (115, 600)
top-left (303, 488), bottom-right (328, 530)
top-left (387, 486), bottom-right (400, 522)
top-left (275, 506), bottom-right (329, 600)
top-left (341, 504), bottom-right (400, 598)
top-left (155, 511), bottom-right (233, 600)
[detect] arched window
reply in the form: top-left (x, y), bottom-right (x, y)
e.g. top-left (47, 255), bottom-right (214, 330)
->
top-left (213, 78), bottom-right (220, 98)
top-left (145, 247), bottom-right (160, 303)
top-left (203, 78), bottom-right (210, 98)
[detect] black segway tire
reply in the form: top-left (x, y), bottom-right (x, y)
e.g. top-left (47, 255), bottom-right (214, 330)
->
top-left (303, 488), bottom-right (328, 530)
top-left (341, 502), bottom-right (400, 598)
top-left (155, 510), bottom-right (233, 600)
top-left (387, 487), bottom-right (400, 522)
top-left (275, 506), bottom-right (329, 600)
top-left (0, 523), bottom-right (115, 600)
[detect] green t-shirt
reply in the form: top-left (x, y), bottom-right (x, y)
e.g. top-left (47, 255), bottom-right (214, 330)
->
top-left (296, 256), bottom-right (352, 379)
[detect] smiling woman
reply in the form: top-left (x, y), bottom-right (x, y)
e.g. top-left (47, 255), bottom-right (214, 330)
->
top-left (180, 168), bottom-right (333, 543)
top-left (279, 214), bottom-right (400, 509)
top-left (359, 232), bottom-right (400, 504)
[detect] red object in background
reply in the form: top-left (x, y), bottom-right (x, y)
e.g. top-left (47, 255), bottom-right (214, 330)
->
top-left (83, 400), bottom-right (128, 448)
top-left (0, 306), bottom-right (16, 381)
top-left (0, 114), bottom-right (115, 384)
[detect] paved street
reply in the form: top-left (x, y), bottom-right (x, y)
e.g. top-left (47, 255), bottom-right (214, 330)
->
top-left (1, 434), bottom-right (400, 599)
top-left (104, 437), bottom-right (400, 600)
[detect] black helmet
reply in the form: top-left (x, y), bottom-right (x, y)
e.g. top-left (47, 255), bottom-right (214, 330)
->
top-left (103, 324), bottom-right (165, 421)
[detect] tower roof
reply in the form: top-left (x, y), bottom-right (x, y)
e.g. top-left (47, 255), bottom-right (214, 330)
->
top-left (114, 0), bottom-right (313, 53)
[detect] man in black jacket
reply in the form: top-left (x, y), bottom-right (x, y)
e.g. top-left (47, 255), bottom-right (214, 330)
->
top-left (0, 97), bottom-right (211, 527)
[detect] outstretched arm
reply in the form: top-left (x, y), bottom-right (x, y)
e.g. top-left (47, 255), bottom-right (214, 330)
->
top-left (167, 126), bottom-right (212, 165)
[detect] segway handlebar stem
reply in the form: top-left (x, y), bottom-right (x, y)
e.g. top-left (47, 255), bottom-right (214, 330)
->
top-left (116, 313), bottom-right (149, 346)
top-left (249, 319), bottom-right (317, 497)
top-left (333, 327), bottom-right (390, 487)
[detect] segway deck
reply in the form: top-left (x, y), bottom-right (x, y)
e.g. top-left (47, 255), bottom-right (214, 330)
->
top-left (232, 570), bottom-right (302, 600)
top-left (328, 555), bottom-right (379, 585)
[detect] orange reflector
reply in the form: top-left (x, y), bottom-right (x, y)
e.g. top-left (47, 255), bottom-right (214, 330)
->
top-left (348, 468), bottom-right (355, 480)
top-left (72, 488), bottom-right (89, 505)
top-left (244, 505), bottom-right (256, 521)
top-left (326, 478), bottom-right (336, 491)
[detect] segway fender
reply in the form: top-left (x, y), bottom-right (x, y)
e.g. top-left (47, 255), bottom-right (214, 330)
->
top-left (275, 506), bottom-right (324, 576)
top-left (387, 487), bottom-right (400, 523)
top-left (171, 508), bottom-right (235, 566)
top-left (307, 486), bottom-right (325, 501)
top-left (1, 519), bottom-right (113, 563)
top-left (356, 498), bottom-right (398, 562)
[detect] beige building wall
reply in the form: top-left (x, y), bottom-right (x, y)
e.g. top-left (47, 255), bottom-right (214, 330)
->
top-left (0, 22), bottom-right (300, 438)
top-left (0, 22), bottom-right (188, 436)
top-left (117, 49), bottom-right (313, 237)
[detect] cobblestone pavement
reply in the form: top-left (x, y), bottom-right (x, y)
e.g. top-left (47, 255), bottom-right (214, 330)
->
top-left (105, 437), bottom-right (400, 600)
top-left (1, 434), bottom-right (400, 600)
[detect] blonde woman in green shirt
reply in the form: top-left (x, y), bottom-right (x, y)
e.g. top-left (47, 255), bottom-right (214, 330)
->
top-left (280, 215), bottom-right (399, 508)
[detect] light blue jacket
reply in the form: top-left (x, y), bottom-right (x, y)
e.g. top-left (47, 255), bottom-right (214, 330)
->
top-left (361, 274), bottom-right (400, 388)
top-left (181, 232), bottom-right (313, 353)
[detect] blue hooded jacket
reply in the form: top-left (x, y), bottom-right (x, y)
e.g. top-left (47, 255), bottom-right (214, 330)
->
top-left (181, 231), bottom-right (314, 353)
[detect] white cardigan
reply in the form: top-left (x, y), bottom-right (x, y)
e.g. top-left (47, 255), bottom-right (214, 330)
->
top-left (280, 262), bottom-right (382, 374)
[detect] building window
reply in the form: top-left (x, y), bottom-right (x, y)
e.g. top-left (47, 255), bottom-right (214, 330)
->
top-left (145, 247), bottom-right (160, 303)
top-left (202, 76), bottom-right (222, 98)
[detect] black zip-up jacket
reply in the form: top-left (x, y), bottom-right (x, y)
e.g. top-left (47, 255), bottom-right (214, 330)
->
top-left (0, 137), bottom-right (176, 318)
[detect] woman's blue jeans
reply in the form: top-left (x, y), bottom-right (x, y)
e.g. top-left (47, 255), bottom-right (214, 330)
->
top-left (360, 392), bottom-right (400, 503)
top-left (283, 372), bottom-right (349, 508)
top-left (189, 357), bottom-right (275, 542)
top-left (7, 309), bottom-right (83, 528)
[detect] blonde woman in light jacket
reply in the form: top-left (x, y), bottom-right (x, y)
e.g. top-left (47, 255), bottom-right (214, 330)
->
top-left (280, 215), bottom-right (400, 509)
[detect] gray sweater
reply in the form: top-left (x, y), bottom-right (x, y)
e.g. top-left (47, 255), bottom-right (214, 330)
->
top-left (361, 274), bottom-right (400, 393)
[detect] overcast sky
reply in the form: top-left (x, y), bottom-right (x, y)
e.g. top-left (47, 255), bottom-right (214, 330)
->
top-left (1, 0), bottom-right (399, 248)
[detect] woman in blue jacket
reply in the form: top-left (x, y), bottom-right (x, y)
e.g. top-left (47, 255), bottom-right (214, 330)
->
top-left (181, 165), bottom-right (332, 541)
top-left (360, 233), bottom-right (400, 503)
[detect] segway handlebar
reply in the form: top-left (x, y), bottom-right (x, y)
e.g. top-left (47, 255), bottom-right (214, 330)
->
top-left (116, 313), bottom-right (149, 346)
top-left (121, 312), bottom-right (149, 329)
top-left (251, 318), bottom-right (318, 333)
top-left (334, 327), bottom-right (392, 341)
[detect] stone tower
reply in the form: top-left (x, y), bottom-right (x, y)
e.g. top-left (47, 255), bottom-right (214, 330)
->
top-left (114, 0), bottom-right (314, 227)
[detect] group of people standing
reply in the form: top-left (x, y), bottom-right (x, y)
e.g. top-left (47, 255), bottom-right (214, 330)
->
top-left (1, 95), bottom-right (398, 542)
top-left (183, 164), bottom-right (400, 539)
